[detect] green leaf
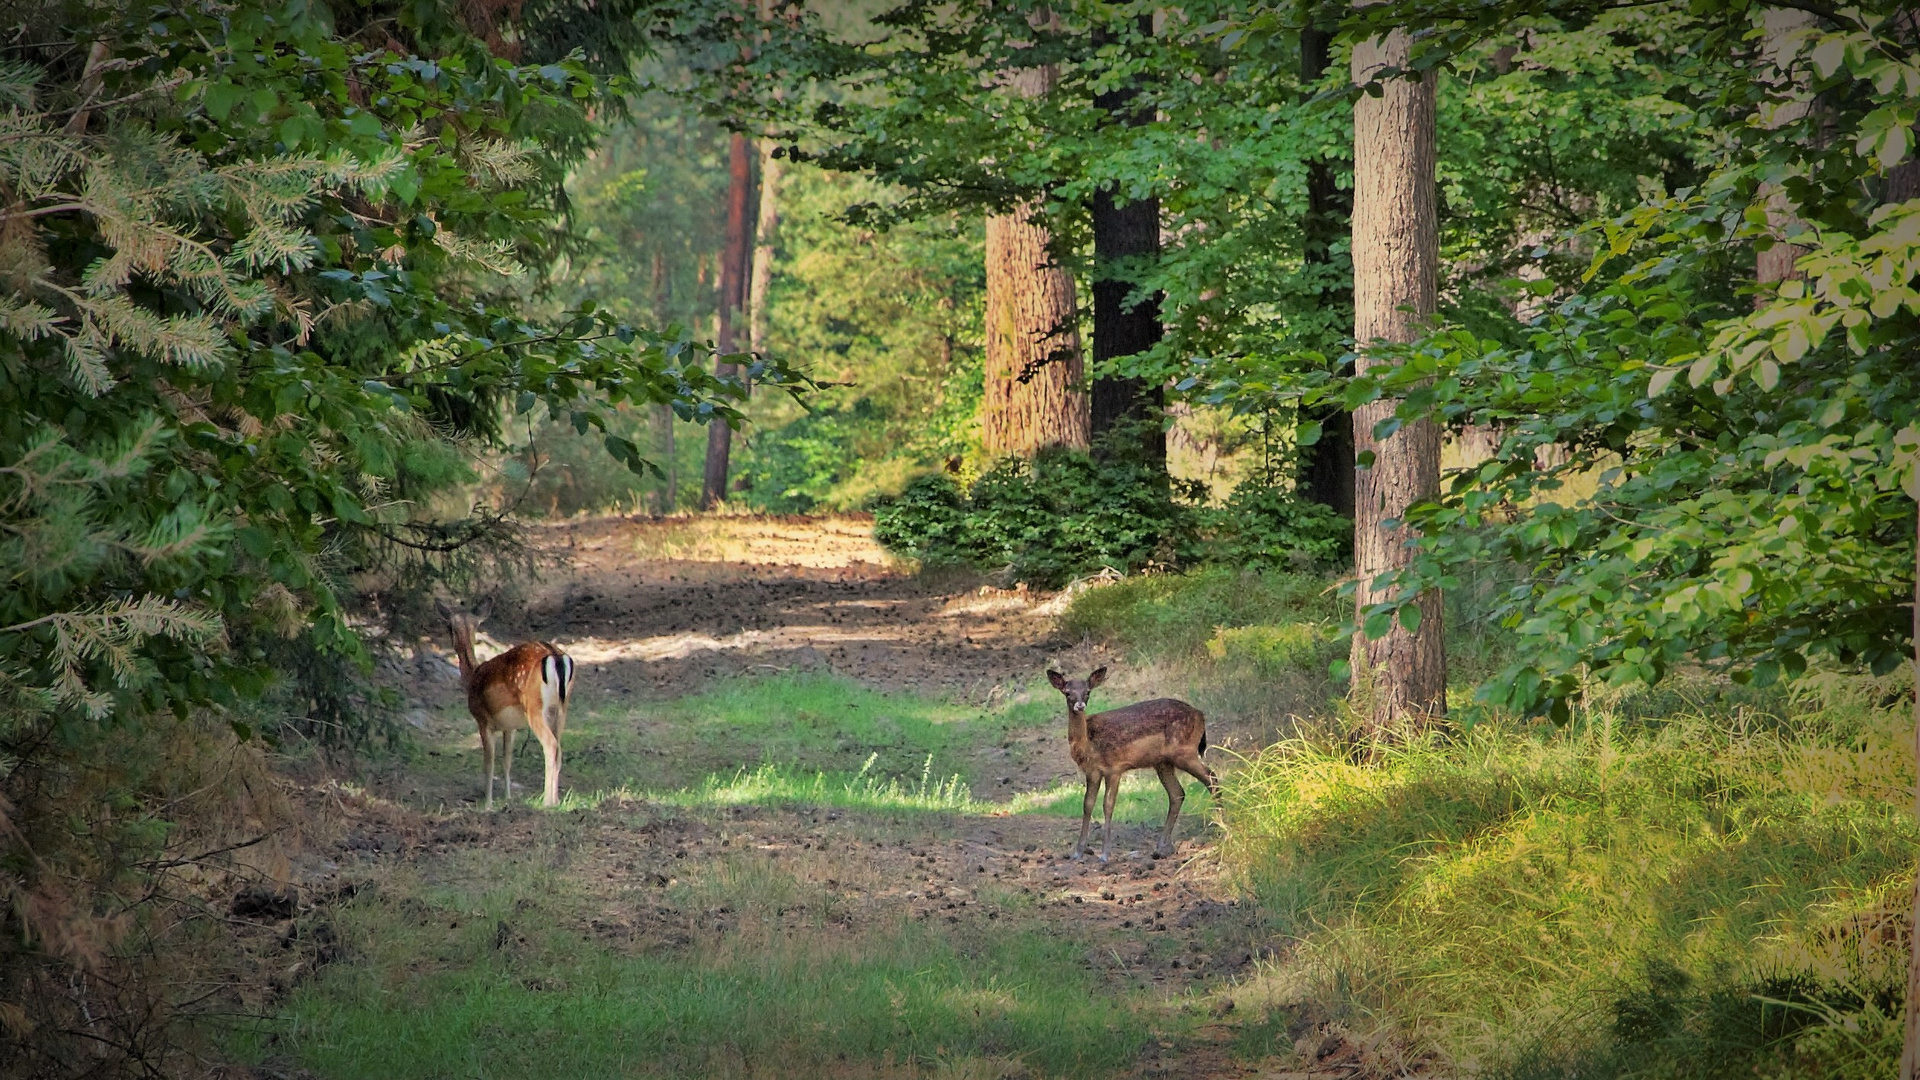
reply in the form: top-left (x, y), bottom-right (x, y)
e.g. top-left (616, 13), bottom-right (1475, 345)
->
top-left (1295, 419), bottom-right (1323, 447)
top-left (1398, 604), bottom-right (1422, 634)
top-left (204, 80), bottom-right (242, 121)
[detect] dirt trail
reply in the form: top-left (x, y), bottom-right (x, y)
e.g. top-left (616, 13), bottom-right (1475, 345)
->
top-left (313, 516), bottom-right (1368, 1078)
top-left (501, 514), bottom-right (1069, 700)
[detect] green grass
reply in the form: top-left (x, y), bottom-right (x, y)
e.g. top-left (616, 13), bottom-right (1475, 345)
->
top-left (244, 843), bottom-right (1160, 1079)
top-left (1216, 675), bottom-right (1915, 1079)
top-left (410, 673), bottom-right (1057, 804)
top-left (657, 753), bottom-right (979, 812)
top-left (1057, 567), bottom-right (1341, 659)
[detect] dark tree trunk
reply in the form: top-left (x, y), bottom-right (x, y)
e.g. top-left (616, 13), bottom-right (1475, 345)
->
top-left (1089, 13), bottom-right (1165, 470)
top-left (1906, 499), bottom-right (1920, 1080)
top-left (1297, 23), bottom-right (1355, 518)
top-left (701, 131), bottom-right (754, 510)
top-left (1350, 24), bottom-right (1445, 732)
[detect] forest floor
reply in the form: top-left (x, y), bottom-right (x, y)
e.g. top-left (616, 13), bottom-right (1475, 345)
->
top-left (243, 515), bottom-right (1372, 1080)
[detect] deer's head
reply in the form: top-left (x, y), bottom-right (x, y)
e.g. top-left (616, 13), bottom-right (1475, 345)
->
top-left (436, 598), bottom-right (493, 650)
top-left (1047, 667), bottom-right (1107, 714)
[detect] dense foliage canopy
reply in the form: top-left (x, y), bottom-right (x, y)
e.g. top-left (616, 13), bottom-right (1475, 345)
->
top-left (0, 0), bottom-right (804, 738)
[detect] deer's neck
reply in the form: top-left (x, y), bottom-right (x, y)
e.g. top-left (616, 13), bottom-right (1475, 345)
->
top-left (451, 630), bottom-right (478, 686)
top-left (1067, 706), bottom-right (1090, 749)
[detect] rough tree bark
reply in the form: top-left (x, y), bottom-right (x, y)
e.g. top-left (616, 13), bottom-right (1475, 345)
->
top-left (1350, 22), bottom-right (1445, 731)
top-left (982, 48), bottom-right (1089, 458)
top-left (1297, 23), bottom-right (1355, 517)
top-left (1089, 13), bottom-right (1165, 469)
top-left (701, 131), bottom-right (754, 510)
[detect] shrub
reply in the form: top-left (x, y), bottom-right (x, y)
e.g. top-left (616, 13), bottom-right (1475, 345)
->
top-left (871, 449), bottom-right (1204, 586)
top-left (1202, 483), bottom-right (1352, 570)
top-left (740, 400), bottom-right (882, 512)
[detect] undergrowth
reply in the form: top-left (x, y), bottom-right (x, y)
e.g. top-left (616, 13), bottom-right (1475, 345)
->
top-left (871, 450), bottom-right (1351, 587)
top-left (1217, 672), bottom-right (1916, 1079)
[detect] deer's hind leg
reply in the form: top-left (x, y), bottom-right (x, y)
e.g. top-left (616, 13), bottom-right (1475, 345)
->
top-left (501, 728), bottom-right (515, 801)
top-left (1154, 763), bottom-right (1186, 856)
top-left (1073, 774), bottom-right (1099, 860)
top-left (480, 722), bottom-right (496, 810)
top-left (1177, 750), bottom-right (1220, 798)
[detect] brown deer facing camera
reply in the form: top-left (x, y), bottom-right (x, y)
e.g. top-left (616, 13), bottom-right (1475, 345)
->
top-left (438, 600), bottom-right (575, 809)
top-left (1048, 667), bottom-right (1218, 862)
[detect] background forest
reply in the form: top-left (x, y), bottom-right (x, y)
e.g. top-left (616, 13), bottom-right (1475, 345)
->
top-left (2, 0), bottom-right (1917, 1078)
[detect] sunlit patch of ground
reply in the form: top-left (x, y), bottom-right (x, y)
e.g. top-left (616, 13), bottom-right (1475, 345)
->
top-left (251, 516), bottom-right (1370, 1079)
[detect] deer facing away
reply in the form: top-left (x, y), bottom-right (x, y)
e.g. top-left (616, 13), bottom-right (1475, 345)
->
top-left (1049, 667), bottom-right (1218, 862)
top-left (439, 601), bottom-right (575, 809)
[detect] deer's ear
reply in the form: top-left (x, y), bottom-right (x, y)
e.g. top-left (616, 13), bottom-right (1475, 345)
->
top-left (474, 600), bottom-right (493, 624)
top-left (435, 598), bottom-right (453, 620)
top-left (1087, 667), bottom-right (1107, 688)
top-left (1047, 670), bottom-right (1067, 690)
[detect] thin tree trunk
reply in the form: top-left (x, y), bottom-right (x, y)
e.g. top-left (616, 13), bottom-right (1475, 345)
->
top-left (1089, 13), bottom-right (1165, 469)
top-left (1756, 8), bottom-right (1817, 287)
top-left (660, 404), bottom-right (676, 513)
top-left (1350, 22), bottom-right (1445, 731)
top-left (749, 137), bottom-right (782, 361)
top-left (982, 46), bottom-right (1089, 458)
top-left (702, 131), bottom-right (754, 510)
top-left (1907, 497), bottom-right (1920, 1080)
top-left (1298, 23), bottom-right (1355, 517)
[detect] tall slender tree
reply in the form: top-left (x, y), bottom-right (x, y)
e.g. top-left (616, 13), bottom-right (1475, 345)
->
top-left (1088, 12), bottom-right (1164, 468)
top-left (981, 15), bottom-right (1089, 459)
top-left (1349, 19), bottom-right (1445, 730)
top-left (749, 138), bottom-right (781, 362)
top-left (702, 131), bottom-right (755, 509)
top-left (1296, 23), bottom-right (1355, 517)
top-left (1755, 7), bottom-right (1817, 287)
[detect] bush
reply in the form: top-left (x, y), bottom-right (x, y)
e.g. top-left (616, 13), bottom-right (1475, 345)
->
top-left (740, 400), bottom-right (882, 512)
top-left (1203, 483), bottom-right (1351, 570)
top-left (872, 449), bottom-right (1204, 586)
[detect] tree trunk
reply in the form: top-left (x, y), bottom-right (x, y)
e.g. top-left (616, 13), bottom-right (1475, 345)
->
top-left (1350, 23), bottom-right (1445, 731)
top-left (982, 52), bottom-right (1089, 459)
top-left (749, 137), bottom-right (782, 361)
top-left (1756, 8), bottom-right (1818, 287)
top-left (1089, 13), bottom-right (1165, 469)
top-left (701, 131), bottom-right (754, 510)
top-left (1297, 22), bottom-right (1355, 517)
top-left (1906, 498), bottom-right (1920, 1080)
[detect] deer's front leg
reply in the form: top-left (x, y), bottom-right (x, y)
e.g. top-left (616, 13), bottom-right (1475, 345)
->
top-left (1072, 774), bottom-right (1098, 859)
top-left (1100, 772), bottom-right (1120, 863)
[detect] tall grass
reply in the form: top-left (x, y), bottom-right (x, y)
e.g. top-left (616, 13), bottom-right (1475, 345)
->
top-left (1218, 674), bottom-right (1916, 1078)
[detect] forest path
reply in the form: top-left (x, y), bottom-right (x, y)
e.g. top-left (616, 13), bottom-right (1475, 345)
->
top-left (278, 517), bottom-right (1359, 1080)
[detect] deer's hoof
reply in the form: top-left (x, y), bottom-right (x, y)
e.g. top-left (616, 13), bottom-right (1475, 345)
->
top-left (1069, 851), bottom-right (1084, 862)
